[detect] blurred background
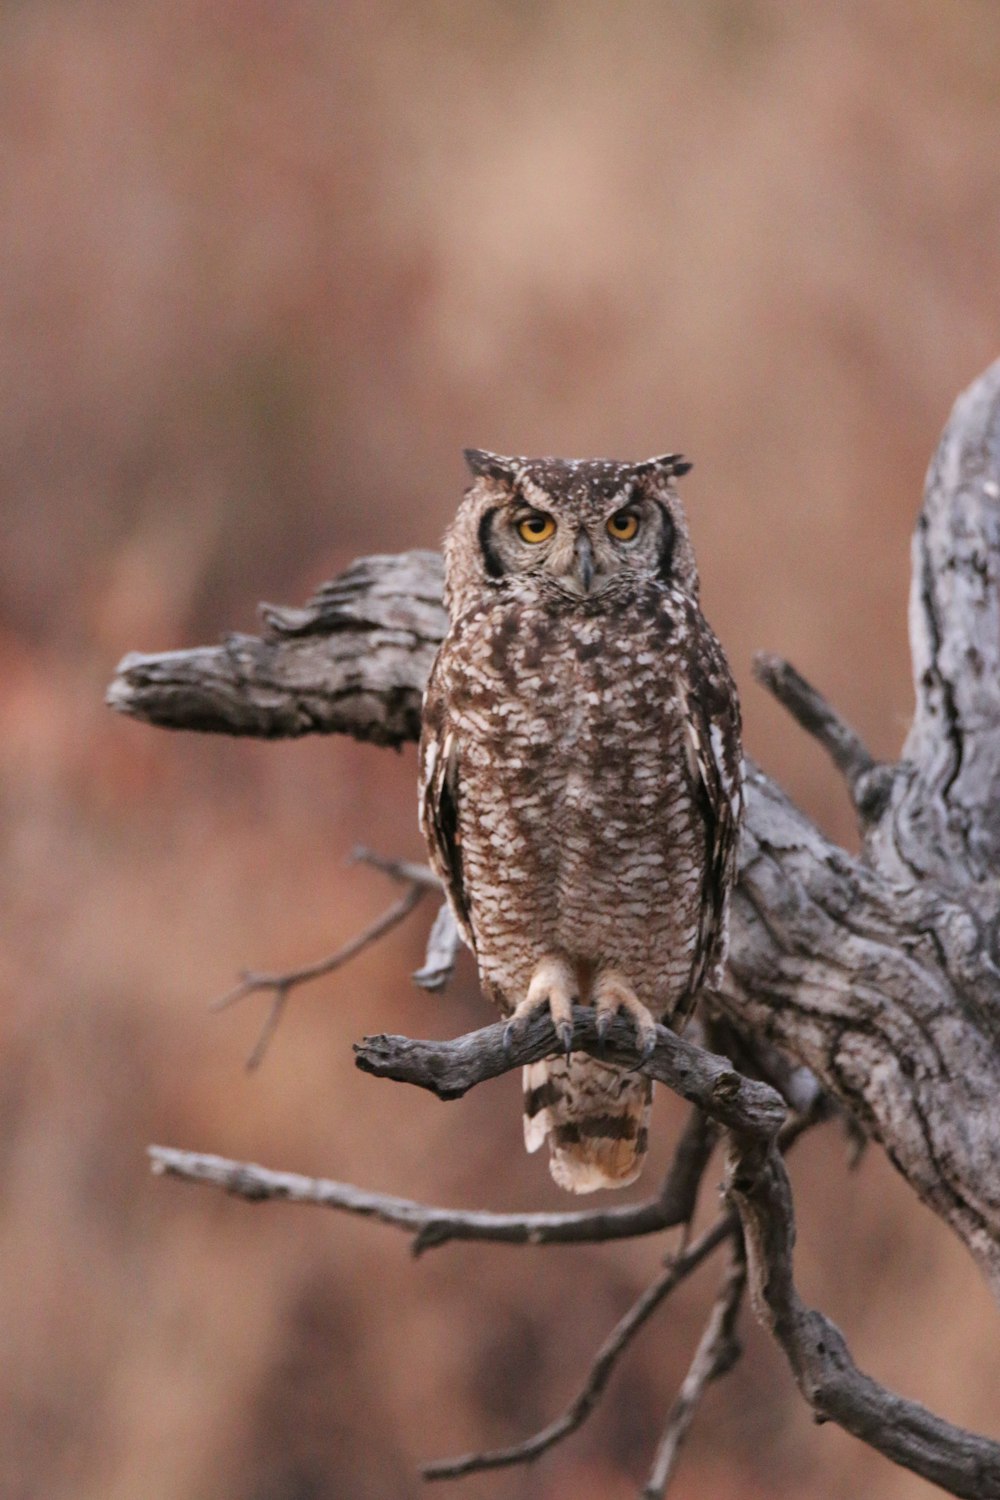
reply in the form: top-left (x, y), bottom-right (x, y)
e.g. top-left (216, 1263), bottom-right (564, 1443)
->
top-left (3, 1), bottom-right (1000, 1496)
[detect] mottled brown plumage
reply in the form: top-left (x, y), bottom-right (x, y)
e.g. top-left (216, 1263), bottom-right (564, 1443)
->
top-left (419, 450), bottom-right (743, 1192)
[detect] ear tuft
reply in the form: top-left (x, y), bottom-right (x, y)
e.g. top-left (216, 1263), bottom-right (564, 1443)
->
top-left (633, 453), bottom-right (693, 480)
top-left (463, 448), bottom-right (518, 483)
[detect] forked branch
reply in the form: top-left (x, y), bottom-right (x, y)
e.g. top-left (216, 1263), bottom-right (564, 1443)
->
top-left (214, 881), bottom-right (426, 1068)
top-left (643, 1239), bottom-right (747, 1498)
top-left (149, 1106), bottom-right (715, 1256)
top-left (728, 1134), bottom-right (1000, 1499)
top-left (422, 1214), bottom-right (738, 1481)
top-left (118, 358), bottom-right (1000, 1495)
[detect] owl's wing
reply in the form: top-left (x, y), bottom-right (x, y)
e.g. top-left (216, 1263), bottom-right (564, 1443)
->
top-left (678, 617), bottom-right (744, 999)
top-left (418, 673), bottom-right (475, 953)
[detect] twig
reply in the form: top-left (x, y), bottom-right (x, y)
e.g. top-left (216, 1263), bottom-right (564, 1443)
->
top-left (642, 1238), bottom-right (747, 1498)
top-left (147, 1106), bottom-right (716, 1257)
top-left (213, 883), bottom-right (425, 1068)
top-left (727, 1134), bottom-right (1000, 1500)
top-left (751, 652), bottom-right (875, 782)
top-left (421, 1215), bottom-right (736, 1481)
top-left (751, 652), bottom-right (892, 817)
top-left (354, 1008), bottom-right (787, 1140)
top-left (350, 846), bottom-right (442, 889)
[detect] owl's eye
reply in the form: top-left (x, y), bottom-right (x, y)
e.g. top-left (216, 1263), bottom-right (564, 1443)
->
top-left (607, 510), bottom-right (640, 541)
top-left (517, 512), bottom-right (556, 544)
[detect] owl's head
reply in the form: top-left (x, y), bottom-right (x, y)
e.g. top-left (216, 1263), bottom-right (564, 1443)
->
top-left (443, 449), bottom-right (699, 616)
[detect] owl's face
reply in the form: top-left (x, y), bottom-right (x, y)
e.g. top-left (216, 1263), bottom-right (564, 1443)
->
top-left (443, 450), bottom-right (699, 617)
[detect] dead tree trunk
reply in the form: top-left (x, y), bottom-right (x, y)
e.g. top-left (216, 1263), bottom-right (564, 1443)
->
top-left (111, 359), bottom-right (1000, 1496)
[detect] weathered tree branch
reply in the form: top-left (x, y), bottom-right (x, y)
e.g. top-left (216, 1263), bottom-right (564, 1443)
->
top-left (148, 1106), bottom-right (716, 1256)
top-left (642, 1239), bottom-right (747, 1499)
top-left (354, 1006), bottom-right (787, 1139)
top-left (421, 1213), bottom-right (738, 1481)
top-left (116, 358), bottom-right (1000, 1494)
top-left (106, 550), bottom-right (445, 744)
top-left (727, 1132), bottom-right (1000, 1499)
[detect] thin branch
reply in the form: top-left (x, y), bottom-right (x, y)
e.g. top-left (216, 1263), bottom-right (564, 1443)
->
top-left (350, 846), bottom-right (441, 889)
top-left (214, 882), bottom-right (425, 1068)
top-left (643, 1238), bottom-right (747, 1498)
top-left (147, 1107), bottom-right (716, 1257)
top-left (727, 1134), bottom-right (1000, 1500)
top-left (421, 1112), bottom-right (821, 1485)
top-left (751, 652), bottom-right (892, 817)
top-left (421, 1215), bottom-right (737, 1482)
top-left (354, 1007), bottom-right (787, 1140)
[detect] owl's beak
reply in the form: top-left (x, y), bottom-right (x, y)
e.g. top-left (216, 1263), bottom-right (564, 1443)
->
top-left (572, 529), bottom-right (595, 594)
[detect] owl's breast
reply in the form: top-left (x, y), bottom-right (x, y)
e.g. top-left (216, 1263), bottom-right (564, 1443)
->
top-left (436, 592), bottom-right (706, 1003)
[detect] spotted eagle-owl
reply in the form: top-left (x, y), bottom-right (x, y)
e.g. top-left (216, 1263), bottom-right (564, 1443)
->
top-left (419, 449), bottom-right (743, 1193)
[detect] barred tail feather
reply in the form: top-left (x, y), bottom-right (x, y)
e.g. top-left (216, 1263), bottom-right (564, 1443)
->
top-left (522, 1056), bottom-right (651, 1193)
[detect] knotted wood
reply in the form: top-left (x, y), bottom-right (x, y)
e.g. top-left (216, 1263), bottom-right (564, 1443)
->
top-left (110, 360), bottom-right (1000, 1299)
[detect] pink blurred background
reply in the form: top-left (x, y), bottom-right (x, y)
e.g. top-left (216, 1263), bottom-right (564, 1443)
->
top-left (3, 3), bottom-right (1000, 1496)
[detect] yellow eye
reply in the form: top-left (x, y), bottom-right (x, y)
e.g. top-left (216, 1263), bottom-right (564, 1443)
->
top-left (517, 512), bottom-right (556, 544)
top-left (607, 510), bottom-right (639, 541)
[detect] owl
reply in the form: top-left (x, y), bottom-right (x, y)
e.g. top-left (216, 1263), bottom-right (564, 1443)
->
top-left (419, 450), bottom-right (743, 1193)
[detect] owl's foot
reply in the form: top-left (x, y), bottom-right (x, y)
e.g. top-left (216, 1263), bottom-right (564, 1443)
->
top-left (503, 956), bottom-right (578, 1060)
top-left (593, 971), bottom-right (659, 1064)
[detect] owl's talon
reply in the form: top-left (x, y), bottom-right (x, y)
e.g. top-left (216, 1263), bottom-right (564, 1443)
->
top-left (594, 1009), bottom-right (612, 1057)
top-left (639, 1027), bottom-right (659, 1065)
top-left (593, 971), bottom-right (659, 1070)
top-left (503, 956), bottom-right (576, 1065)
top-left (626, 1023), bottom-right (659, 1071)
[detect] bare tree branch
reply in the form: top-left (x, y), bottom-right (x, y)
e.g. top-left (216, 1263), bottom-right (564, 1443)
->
top-left (350, 846), bottom-right (442, 889)
top-left (115, 359), bottom-right (1000, 1494)
top-left (751, 652), bottom-right (890, 818)
top-left (642, 1239), bottom-right (747, 1498)
top-left (353, 1007), bottom-right (787, 1140)
top-left (148, 1110), bottom-right (714, 1255)
top-left (106, 550), bottom-right (446, 744)
top-left (421, 1214), bottom-right (737, 1482)
top-left (213, 882), bottom-right (426, 1069)
top-left (727, 1132), bottom-right (1000, 1500)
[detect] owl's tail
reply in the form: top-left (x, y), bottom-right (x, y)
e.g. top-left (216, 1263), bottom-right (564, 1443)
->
top-left (522, 1056), bottom-right (651, 1193)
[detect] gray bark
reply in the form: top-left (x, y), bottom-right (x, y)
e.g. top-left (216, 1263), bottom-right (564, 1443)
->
top-left (111, 359), bottom-right (1000, 1491)
top-left (109, 360), bottom-right (1000, 1294)
top-left (107, 550), bottom-right (445, 744)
